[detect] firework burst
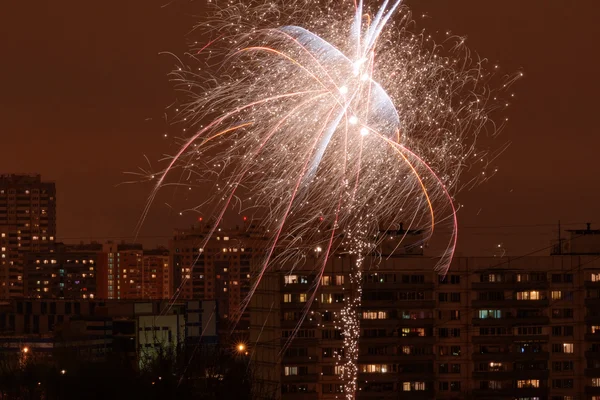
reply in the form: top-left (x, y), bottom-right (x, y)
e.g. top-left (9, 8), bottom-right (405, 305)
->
top-left (140, 0), bottom-right (518, 397)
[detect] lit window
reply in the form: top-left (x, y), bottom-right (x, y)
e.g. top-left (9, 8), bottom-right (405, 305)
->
top-left (593, 273), bottom-right (600, 282)
top-left (335, 275), bottom-right (344, 285)
top-left (284, 275), bottom-right (298, 284)
top-left (516, 291), bottom-right (540, 300)
top-left (592, 326), bottom-right (600, 334)
top-left (283, 294), bottom-right (292, 303)
top-left (552, 291), bottom-right (562, 300)
top-left (321, 276), bottom-right (331, 286)
top-left (362, 311), bottom-right (387, 320)
top-left (517, 379), bottom-right (539, 388)
top-left (223, 236), bottom-right (229, 241)
top-left (563, 343), bottom-right (574, 353)
top-left (284, 366), bottom-right (298, 376)
top-left (321, 293), bottom-right (333, 304)
top-left (361, 364), bottom-right (388, 373)
top-left (593, 378), bottom-right (600, 387)
top-left (299, 293), bottom-right (307, 302)
top-left (489, 362), bottom-right (503, 371)
top-left (402, 382), bottom-right (425, 391)
top-left (478, 309), bottom-right (502, 319)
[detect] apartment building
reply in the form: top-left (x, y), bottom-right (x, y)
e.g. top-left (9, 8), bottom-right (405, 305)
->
top-left (141, 248), bottom-right (171, 299)
top-left (24, 242), bottom-right (101, 299)
top-left (170, 219), bottom-right (269, 339)
top-left (250, 226), bottom-right (600, 400)
top-left (0, 174), bottom-right (57, 298)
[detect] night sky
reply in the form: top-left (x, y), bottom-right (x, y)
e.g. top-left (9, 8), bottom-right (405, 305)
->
top-left (1, 0), bottom-right (598, 257)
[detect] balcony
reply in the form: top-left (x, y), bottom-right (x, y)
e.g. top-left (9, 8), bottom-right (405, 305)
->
top-left (472, 369), bottom-right (549, 380)
top-left (472, 351), bottom-right (550, 362)
top-left (358, 353), bottom-right (434, 363)
top-left (472, 281), bottom-right (548, 290)
top-left (585, 368), bottom-right (600, 377)
top-left (361, 299), bottom-right (435, 309)
top-left (280, 337), bottom-right (319, 346)
top-left (471, 316), bottom-right (549, 326)
top-left (282, 373), bottom-right (319, 382)
top-left (282, 392), bottom-right (319, 400)
top-left (586, 351), bottom-right (600, 359)
top-left (397, 318), bottom-right (435, 327)
top-left (362, 282), bottom-right (434, 290)
top-left (282, 355), bottom-right (317, 364)
top-left (586, 386), bottom-right (600, 395)
top-left (360, 318), bottom-right (400, 328)
top-left (585, 315), bottom-right (600, 324)
top-left (585, 281), bottom-right (600, 289)
top-left (472, 334), bottom-right (549, 344)
top-left (473, 388), bottom-right (547, 398)
top-left (360, 318), bottom-right (434, 328)
top-left (471, 299), bottom-right (549, 308)
top-left (586, 333), bottom-right (600, 342)
top-left (360, 335), bottom-right (435, 345)
top-left (357, 392), bottom-right (398, 399)
top-left (586, 298), bottom-right (600, 308)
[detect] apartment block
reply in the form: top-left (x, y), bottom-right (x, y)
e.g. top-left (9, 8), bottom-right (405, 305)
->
top-left (250, 226), bottom-right (600, 400)
top-left (24, 242), bottom-right (101, 299)
top-left (0, 174), bottom-right (56, 298)
top-left (170, 219), bottom-right (269, 339)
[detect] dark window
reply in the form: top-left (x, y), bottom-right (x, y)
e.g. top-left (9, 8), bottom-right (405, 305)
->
top-left (32, 315), bottom-right (39, 334)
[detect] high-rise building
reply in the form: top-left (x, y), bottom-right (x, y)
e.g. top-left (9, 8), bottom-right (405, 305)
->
top-left (97, 243), bottom-right (143, 300)
top-left (96, 243), bottom-right (172, 300)
top-left (0, 174), bottom-right (57, 298)
top-left (250, 225), bottom-right (600, 400)
top-left (141, 248), bottom-right (171, 299)
top-left (24, 242), bottom-right (101, 299)
top-left (170, 219), bottom-right (269, 339)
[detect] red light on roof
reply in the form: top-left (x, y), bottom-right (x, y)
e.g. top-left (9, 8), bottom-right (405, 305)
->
top-left (198, 217), bottom-right (203, 222)
top-left (243, 216), bottom-right (247, 221)
top-left (319, 217), bottom-right (324, 221)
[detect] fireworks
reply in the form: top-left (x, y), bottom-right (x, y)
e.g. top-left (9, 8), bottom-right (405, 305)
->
top-left (142, 0), bottom-right (518, 398)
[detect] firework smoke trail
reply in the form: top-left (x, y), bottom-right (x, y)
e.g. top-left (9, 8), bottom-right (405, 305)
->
top-left (141, 0), bottom-right (519, 397)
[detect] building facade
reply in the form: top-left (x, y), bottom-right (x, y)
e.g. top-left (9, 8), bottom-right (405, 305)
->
top-left (0, 174), bottom-right (57, 298)
top-left (170, 219), bottom-right (269, 339)
top-left (250, 228), bottom-right (600, 400)
top-left (24, 242), bottom-right (100, 299)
